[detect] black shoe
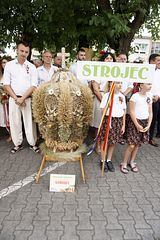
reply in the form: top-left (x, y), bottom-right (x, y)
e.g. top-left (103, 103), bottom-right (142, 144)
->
top-left (149, 140), bottom-right (158, 147)
top-left (29, 145), bottom-right (40, 153)
top-left (107, 161), bottom-right (115, 172)
top-left (99, 161), bottom-right (108, 172)
top-left (10, 144), bottom-right (23, 154)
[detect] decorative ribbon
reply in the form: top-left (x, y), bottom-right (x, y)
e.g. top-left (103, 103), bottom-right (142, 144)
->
top-left (97, 82), bottom-right (115, 138)
top-left (3, 103), bottom-right (10, 132)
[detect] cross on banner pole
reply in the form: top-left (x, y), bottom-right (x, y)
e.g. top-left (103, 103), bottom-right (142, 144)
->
top-left (57, 47), bottom-right (70, 69)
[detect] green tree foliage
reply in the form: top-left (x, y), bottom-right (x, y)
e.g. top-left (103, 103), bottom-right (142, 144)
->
top-left (1, 0), bottom-right (160, 54)
top-left (145, 5), bottom-right (160, 40)
top-left (1, 0), bottom-right (47, 50)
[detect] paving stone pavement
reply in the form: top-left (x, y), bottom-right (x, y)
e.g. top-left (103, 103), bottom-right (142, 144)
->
top-left (0, 132), bottom-right (160, 240)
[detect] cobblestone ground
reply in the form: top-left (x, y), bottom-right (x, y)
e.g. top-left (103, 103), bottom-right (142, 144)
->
top-left (0, 132), bottom-right (160, 240)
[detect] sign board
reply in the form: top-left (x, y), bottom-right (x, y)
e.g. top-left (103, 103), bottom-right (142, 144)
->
top-left (49, 174), bottom-right (75, 192)
top-left (77, 61), bottom-right (155, 83)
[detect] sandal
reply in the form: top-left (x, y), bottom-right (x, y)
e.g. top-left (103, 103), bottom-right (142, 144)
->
top-left (11, 144), bottom-right (23, 154)
top-left (120, 163), bottom-right (129, 174)
top-left (29, 145), bottom-right (40, 153)
top-left (129, 162), bottom-right (138, 173)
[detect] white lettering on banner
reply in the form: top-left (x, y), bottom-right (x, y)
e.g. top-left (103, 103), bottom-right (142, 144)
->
top-left (77, 61), bottom-right (155, 83)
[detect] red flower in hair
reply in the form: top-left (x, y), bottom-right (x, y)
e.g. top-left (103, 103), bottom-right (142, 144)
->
top-left (99, 50), bottom-right (106, 55)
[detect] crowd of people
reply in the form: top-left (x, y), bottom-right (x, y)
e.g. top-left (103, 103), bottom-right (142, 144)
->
top-left (0, 40), bottom-right (160, 175)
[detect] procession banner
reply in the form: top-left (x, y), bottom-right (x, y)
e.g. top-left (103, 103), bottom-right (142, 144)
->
top-left (77, 61), bottom-right (155, 83)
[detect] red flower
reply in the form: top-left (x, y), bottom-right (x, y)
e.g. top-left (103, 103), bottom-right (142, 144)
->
top-left (99, 50), bottom-right (106, 55)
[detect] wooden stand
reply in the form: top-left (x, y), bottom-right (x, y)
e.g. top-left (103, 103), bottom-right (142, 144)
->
top-left (36, 154), bottom-right (85, 183)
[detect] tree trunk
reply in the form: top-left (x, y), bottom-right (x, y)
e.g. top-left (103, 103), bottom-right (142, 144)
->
top-left (118, 35), bottom-right (134, 54)
top-left (78, 35), bottom-right (89, 49)
top-left (97, 0), bottom-right (151, 54)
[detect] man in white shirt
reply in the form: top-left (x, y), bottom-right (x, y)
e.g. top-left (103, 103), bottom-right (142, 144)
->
top-left (149, 53), bottom-right (160, 147)
top-left (69, 48), bottom-right (89, 85)
top-left (3, 40), bottom-right (39, 153)
top-left (37, 50), bottom-right (58, 85)
top-left (117, 53), bottom-right (133, 96)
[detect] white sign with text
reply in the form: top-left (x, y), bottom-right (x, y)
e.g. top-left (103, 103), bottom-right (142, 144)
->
top-left (49, 174), bottom-right (75, 192)
top-left (77, 61), bottom-right (155, 83)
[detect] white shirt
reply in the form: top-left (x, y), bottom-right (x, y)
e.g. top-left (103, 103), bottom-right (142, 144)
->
top-left (3, 59), bottom-right (38, 96)
top-left (69, 62), bottom-right (89, 85)
top-left (130, 92), bottom-right (152, 119)
top-left (37, 65), bottom-right (58, 85)
top-left (121, 81), bottom-right (133, 93)
top-left (100, 92), bottom-right (126, 117)
top-left (150, 69), bottom-right (160, 97)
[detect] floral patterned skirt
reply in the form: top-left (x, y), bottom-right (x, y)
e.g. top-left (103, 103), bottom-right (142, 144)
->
top-left (125, 115), bottom-right (149, 145)
top-left (99, 116), bottom-right (123, 144)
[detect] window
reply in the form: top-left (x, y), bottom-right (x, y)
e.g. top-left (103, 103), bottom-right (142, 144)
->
top-left (135, 43), bottom-right (148, 54)
top-left (151, 42), bottom-right (160, 54)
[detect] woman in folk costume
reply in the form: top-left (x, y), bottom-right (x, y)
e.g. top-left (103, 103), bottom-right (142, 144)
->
top-left (0, 57), bottom-right (11, 141)
top-left (99, 82), bottom-right (126, 172)
top-left (120, 83), bottom-right (152, 174)
top-left (91, 52), bottom-right (116, 153)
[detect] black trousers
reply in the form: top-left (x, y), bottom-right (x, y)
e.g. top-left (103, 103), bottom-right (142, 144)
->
top-left (149, 101), bottom-right (160, 140)
top-left (156, 101), bottom-right (160, 135)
